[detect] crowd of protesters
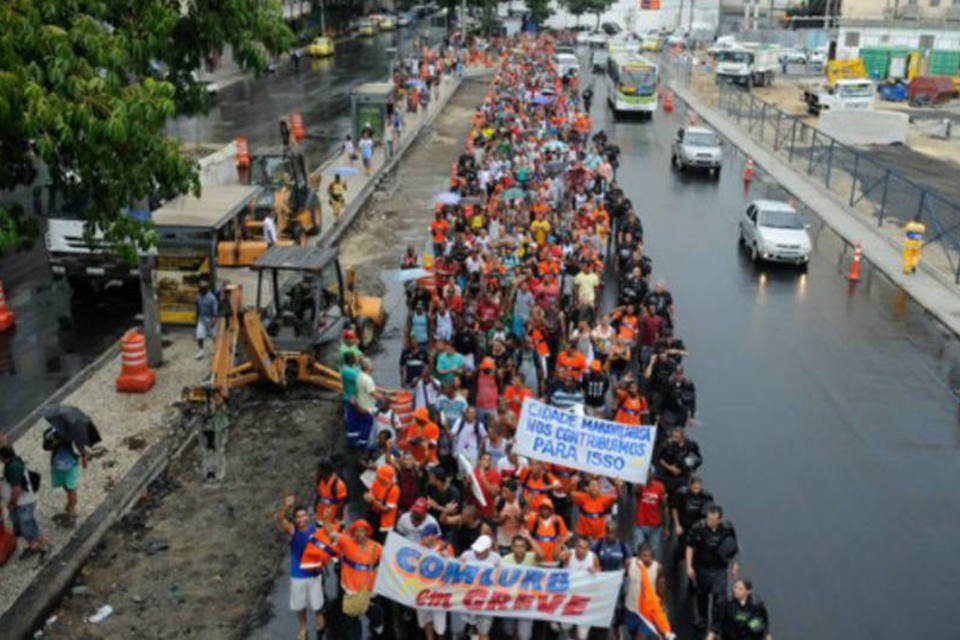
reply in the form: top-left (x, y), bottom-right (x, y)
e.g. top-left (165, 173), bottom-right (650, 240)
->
top-left (274, 33), bottom-right (772, 640)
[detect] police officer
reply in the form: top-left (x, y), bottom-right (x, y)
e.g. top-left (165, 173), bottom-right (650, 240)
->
top-left (708, 579), bottom-right (772, 640)
top-left (582, 87), bottom-right (594, 112)
top-left (670, 475), bottom-right (713, 560)
top-left (686, 505), bottom-right (739, 632)
top-left (655, 427), bottom-right (702, 496)
top-left (644, 349), bottom-right (678, 420)
top-left (660, 366), bottom-right (696, 428)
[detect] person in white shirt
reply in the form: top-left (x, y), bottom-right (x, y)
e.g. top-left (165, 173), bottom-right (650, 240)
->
top-left (559, 536), bottom-right (600, 640)
top-left (459, 535), bottom-right (501, 640)
top-left (396, 498), bottom-right (440, 543)
top-left (452, 407), bottom-right (486, 466)
top-left (263, 211), bottom-right (278, 246)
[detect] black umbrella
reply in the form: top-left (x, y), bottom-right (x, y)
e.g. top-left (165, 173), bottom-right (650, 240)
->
top-left (42, 405), bottom-right (101, 449)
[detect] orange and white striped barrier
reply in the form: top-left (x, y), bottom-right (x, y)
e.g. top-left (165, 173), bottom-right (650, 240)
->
top-left (116, 329), bottom-right (157, 393)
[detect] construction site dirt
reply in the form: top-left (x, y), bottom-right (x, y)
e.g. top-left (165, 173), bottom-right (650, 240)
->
top-left (35, 77), bottom-right (489, 640)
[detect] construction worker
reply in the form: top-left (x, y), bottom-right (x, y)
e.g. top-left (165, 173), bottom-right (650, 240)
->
top-left (517, 460), bottom-right (560, 504)
top-left (314, 458), bottom-right (348, 525)
top-left (571, 477), bottom-right (619, 541)
top-left (404, 407), bottom-right (439, 466)
top-left (615, 381), bottom-right (650, 425)
top-left (903, 218), bottom-right (926, 274)
top-left (364, 464), bottom-right (400, 542)
top-left (276, 495), bottom-right (326, 640)
top-left (325, 519), bottom-right (383, 628)
top-left (328, 173), bottom-right (347, 219)
top-left (524, 497), bottom-right (571, 566)
top-left (556, 341), bottom-right (587, 384)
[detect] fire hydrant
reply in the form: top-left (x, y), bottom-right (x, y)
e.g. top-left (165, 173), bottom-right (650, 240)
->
top-left (903, 219), bottom-right (926, 274)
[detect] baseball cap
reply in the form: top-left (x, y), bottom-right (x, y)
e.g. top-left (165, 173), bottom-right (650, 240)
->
top-left (471, 535), bottom-right (493, 553)
top-left (421, 523), bottom-right (441, 539)
top-left (412, 497), bottom-right (428, 515)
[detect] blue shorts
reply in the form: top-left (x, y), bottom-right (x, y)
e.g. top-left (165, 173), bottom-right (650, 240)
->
top-left (51, 465), bottom-right (79, 491)
top-left (13, 503), bottom-right (41, 540)
top-left (623, 610), bottom-right (659, 638)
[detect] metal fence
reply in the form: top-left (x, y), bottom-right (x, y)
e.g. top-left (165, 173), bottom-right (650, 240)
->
top-left (675, 65), bottom-right (960, 283)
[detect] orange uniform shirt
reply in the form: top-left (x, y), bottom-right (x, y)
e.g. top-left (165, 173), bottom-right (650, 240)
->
top-left (315, 474), bottom-right (348, 524)
top-left (525, 513), bottom-right (568, 564)
top-left (571, 491), bottom-right (618, 540)
top-left (556, 351), bottom-right (587, 382)
top-left (336, 535), bottom-right (383, 593)
top-left (404, 420), bottom-right (440, 465)
top-left (370, 481), bottom-right (401, 532)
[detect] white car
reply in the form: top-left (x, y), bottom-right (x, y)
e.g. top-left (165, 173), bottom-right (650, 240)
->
top-left (739, 200), bottom-right (812, 265)
top-left (555, 53), bottom-right (580, 79)
top-left (780, 49), bottom-right (808, 64)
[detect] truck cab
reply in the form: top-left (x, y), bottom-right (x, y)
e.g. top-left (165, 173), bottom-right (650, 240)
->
top-left (802, 60), bottom-right (874, 115)
top-left (715, 44), bottom-right (777, 87)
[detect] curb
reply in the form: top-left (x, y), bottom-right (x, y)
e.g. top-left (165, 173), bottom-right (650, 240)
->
top-left (672, 79), bottom-right (960, 338)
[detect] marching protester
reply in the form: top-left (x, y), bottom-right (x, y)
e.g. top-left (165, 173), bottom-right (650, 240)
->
top-left (276, 495), bottom-right (327, 640)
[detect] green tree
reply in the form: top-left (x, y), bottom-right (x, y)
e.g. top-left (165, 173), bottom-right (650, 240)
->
top-left (585, 0), bottom-right (616, 31)
top-left (559, 0), bottom-right (591, 27)
top-left (524, 0), bottom-right (554, 26)
top-left (0, 0), bottom-right (293, 258)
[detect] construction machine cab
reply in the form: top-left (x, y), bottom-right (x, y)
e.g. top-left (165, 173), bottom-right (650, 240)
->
top-left (252, 245), bottom-right (384, 353)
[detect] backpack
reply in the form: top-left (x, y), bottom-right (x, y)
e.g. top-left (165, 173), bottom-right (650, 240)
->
top-left (42, 425), bottom-right (63, 452)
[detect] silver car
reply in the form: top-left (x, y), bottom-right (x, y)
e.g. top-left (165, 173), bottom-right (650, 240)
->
top-left (671, 126), bottom-right (723, 177)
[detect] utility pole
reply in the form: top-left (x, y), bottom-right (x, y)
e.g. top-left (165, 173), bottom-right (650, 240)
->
top-left (688, 0), bottom-right (695, 35)
top-left (678, 0), bottom-right (685, 31)
top-left (320, 0), bottom-right (326, 34)
top-left (138, 248), bottom-right (163, 368)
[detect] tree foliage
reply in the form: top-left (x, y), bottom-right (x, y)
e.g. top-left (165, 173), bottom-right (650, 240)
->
top-left (524, 0), bottom-right (554, 26)
top-left (0, 0), bottom-right (293, 258)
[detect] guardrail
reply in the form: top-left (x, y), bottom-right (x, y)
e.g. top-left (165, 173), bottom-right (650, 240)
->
top-left (672, 59), bottom-right (960, 283)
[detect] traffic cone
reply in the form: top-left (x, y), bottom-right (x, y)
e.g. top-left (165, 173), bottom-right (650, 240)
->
top-left (743, 157), bottom-right (754, 182)
top-left (847, 242), bottom-right (863, 282)
top-left (116, 329), bottom-right (156, 393)
top-left (291, 112), bottom-right (306, 143)
top-left (0, 280), bottom-right (15, 332)
top-left (663, 90), bottom-right (674, 113)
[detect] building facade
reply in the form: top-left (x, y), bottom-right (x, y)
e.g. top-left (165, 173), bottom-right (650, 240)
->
top-left (837, 0), bottom-right (960, 59)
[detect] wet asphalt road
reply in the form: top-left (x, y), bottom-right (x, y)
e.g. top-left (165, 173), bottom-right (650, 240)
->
top-left (583, 72), bottom-right (960, 637)
top-left (0, 28), bottom-right (433, 434)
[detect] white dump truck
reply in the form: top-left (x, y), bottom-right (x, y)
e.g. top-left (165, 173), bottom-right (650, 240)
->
top-left (714, 43), bottom-right (779, 88)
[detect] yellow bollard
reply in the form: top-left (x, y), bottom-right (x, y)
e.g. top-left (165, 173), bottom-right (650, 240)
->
top-left (902, 219), bottom-right (926, 274)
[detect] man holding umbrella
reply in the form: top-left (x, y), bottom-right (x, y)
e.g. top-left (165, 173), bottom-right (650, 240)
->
top-left (42, 406), bottom-right (99, 528)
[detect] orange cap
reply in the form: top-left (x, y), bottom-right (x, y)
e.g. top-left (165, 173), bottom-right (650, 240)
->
top-left (376, 465), bottom-right (396, 484)
top-left (480, 356), bottom-right (496, 370)
top-left (412, 406), bottom-right (430, 421)
top-left (590, 360), bottom-right (602, 372)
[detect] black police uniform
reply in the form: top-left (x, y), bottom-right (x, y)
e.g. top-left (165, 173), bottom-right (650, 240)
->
top-left (711, 593), bottom-right (770, 639)
top-left (660, 377), bottom-right (696, 428)
top-left (687, 519), bottom-right (739, 628)
top-left (670, 486), bottom-right (714, 559)
top-left (647, 355), bottom-right (677, 417)
top-left (655, 436), bottom-right (702, 495)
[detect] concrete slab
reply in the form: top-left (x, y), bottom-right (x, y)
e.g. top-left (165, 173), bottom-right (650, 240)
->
top-left (819, 109), bottom-right (909, 145)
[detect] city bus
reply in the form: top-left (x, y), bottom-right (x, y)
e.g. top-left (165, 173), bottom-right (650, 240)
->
top-left (606, 53), bottom-right (659, 115)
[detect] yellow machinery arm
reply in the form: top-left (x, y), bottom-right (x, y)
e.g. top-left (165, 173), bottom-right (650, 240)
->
top-left (184, 284), bottom-right (343, 408)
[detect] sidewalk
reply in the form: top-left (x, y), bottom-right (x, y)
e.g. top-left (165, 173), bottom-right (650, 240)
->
top-left (671, 78), bottom-right (960, 338)
top-left (0, 64), bottom-right (485, 639)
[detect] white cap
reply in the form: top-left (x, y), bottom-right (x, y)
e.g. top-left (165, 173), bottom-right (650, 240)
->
top-left (471, 535), bottom-right (493, 553)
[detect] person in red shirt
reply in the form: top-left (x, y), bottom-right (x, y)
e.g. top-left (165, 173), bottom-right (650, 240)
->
top-left (571, 477), bottom-right (619, 541)
top-left (639, 303), bottom-right (664, 366)
top-left (472, 452), bottom-right (501, 520)
top-left (635, 470), bottom-right (668, 560)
